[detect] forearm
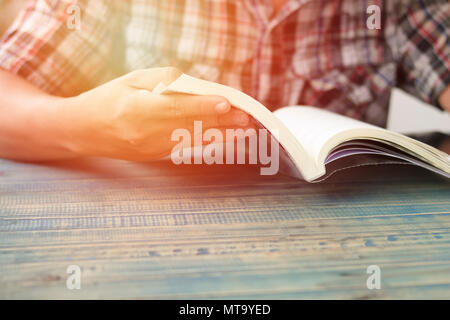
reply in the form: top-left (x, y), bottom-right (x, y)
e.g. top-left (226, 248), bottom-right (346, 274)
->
top-left (0, 69), bottom-right (77, 161)
top-left (438, 85), bottom-right (450, 113)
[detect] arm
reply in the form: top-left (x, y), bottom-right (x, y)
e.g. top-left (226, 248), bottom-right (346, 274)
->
top-left (0, 0), bottom-right (75, 160)
top-left (439, 86), bottom-right (450, 112)
top-left (394, 0), bottom-right (450, 113)
top-left (0, 67), bottom-right (248, 162)
top-left (0, 68), bottom-right (74, 161)
top-left (0, 3), bottom-right (248, 162)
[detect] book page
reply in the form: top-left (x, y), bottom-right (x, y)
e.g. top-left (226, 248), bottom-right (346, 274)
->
top-left (156, 74), bottom-right (449, 179)
top-left (275, 106), bottom-right (450, 174)
top-left (156, 74), bottom-right (322, 181)
top-left (274, 106), bottom-right (377, 162)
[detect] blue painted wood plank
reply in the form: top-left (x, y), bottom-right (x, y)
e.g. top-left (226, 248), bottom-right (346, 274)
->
top-left (0, 158), bottom-right (449, 299)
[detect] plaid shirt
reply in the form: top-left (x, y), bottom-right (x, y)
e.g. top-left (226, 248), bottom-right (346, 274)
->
top-left (0, 0), bottom-right (449, 126)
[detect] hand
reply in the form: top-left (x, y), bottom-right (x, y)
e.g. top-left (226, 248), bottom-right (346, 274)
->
top-left (62, 67), bottom-right (251, 161)
top-left (438, 85), bottom-right (450, 113)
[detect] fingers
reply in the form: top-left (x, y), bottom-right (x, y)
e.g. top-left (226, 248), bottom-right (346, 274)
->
top-left (158, 93), bottom-right (232, 117)
top-left (173, 108), bottom-right (249, 130)
top-left (137, 89), bottom-right (232, 117)
top-left (217, 109), bottom-right (250, 126)
top-left (123, 67), bottom-right (183, 90)
top-left (133, 86), bottom-right (251, 128)
top-left (123, 67), bottom-right (252, 129)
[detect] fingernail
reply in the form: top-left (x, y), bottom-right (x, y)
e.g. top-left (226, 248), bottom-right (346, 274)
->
top-left (215, 102), bottom-right (230, 113)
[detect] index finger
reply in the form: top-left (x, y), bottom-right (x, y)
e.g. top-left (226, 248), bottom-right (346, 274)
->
top-left (139, 90), bottom-right (232, 118)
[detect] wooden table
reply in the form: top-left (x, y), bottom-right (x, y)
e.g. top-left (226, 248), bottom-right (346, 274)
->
top-left (0, 158), bottom-right (449, 299)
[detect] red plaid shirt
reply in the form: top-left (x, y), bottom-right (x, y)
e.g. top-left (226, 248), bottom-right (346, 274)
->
top-left (1, 0), bottom-right (449, 126)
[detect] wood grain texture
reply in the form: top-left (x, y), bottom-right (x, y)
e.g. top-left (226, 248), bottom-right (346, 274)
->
top-left (0, 158), bottom-right (449, 299)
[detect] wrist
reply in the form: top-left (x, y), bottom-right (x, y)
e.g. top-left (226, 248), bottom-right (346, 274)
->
top-left (29, 95), bottom-right (81, 158)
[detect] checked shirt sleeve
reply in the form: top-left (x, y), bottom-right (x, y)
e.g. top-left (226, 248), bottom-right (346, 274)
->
top-left (0, 0), bottom-right (124, 97)
top-left (394, 0), bottom-right (450, 109)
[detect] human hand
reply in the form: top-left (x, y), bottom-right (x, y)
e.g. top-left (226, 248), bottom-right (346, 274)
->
top-left (62, 67), bottom-right (251, 160)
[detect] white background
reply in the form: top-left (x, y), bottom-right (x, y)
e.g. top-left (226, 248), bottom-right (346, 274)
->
top-left (387, 89), bottom-right (450, 134)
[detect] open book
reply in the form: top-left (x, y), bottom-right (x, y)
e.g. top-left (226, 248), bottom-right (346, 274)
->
top-left (154, 74), bottom-right (450, 182)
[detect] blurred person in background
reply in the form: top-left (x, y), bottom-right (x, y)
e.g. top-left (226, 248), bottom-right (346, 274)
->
top-left (0, 0), bottom-right (449, 162)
